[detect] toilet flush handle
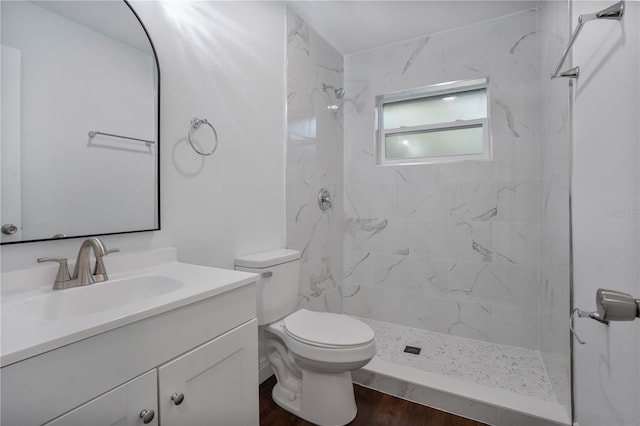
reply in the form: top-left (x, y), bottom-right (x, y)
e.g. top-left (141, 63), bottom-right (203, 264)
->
top-left (261, 271), bottom-right (273, 278)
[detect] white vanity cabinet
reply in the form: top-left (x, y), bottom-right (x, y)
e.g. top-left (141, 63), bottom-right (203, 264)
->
top-left (42, 319), bottom-right (258, 426)
top-left (1, 281), bottom-right (259, 426)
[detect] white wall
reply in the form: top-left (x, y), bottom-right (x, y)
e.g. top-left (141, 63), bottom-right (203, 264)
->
top-left (571, 1), bottom-right (640, 425)
top-left (0, 1), bottom-right (286, 271)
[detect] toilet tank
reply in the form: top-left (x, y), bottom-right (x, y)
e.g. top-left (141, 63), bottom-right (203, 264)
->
top-left (235, 249), bottom-right (301, 325)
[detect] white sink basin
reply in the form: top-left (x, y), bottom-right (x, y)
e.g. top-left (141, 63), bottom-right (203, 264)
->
top-left (1, 247), bottom-right (259, 367)
top-left (15, 276), bottom-right (183, 321)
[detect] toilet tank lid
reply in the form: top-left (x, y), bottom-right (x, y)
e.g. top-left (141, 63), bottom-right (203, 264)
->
top-left (235, 249), bottom-right (301, 268)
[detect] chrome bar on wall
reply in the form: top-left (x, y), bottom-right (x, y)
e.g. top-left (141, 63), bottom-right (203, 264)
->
top-left (551, 1), bottom-right (625, 79)
top-left (88, 130), bottom-right (155, 147)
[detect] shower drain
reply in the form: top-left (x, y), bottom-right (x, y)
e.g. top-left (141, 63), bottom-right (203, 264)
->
top-left (403, 345), bottom-right (422, 355)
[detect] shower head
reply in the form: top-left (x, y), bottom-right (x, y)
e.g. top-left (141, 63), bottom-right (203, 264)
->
top-left (580, 0), bottom-right (624, 23)
top-left (322, 83), bottom-right (345, 99)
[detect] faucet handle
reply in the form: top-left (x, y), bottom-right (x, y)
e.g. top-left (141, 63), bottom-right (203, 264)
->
top-left (93, 247), bottom-right (119, 281)
top-left (37, 257), bottom-right (72, 287)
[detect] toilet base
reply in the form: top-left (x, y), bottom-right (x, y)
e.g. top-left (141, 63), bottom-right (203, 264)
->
top-left (272, 369), bottom-right (357, 426)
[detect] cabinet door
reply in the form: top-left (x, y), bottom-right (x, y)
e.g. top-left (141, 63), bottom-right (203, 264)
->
top-left (158, 319), bottom-right (258, 426)
top-left (44, 370), bottom-right (158, 426)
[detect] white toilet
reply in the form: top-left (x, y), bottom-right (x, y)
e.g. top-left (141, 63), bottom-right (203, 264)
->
top-left (235, 249), bottom-right (376, 426)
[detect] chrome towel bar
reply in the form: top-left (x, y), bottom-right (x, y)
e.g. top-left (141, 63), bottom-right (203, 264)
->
top-left (88, 130), bottom-right (155, 146)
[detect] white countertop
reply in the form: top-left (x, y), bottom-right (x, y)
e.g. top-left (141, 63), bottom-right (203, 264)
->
top-left (1, 247), bottom-right (258, 367)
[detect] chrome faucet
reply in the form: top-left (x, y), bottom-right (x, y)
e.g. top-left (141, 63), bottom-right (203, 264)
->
top-left (38, 237), bottom-right (119, 289)
top-left (74, 238), bottom-right (106, 286)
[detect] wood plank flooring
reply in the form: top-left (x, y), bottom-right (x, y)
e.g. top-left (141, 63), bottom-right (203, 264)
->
top-left (259, 375), bottom-right (488, 426)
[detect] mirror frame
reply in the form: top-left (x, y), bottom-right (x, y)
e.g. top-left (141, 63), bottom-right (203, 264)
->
top-left (1, 0), bottom-right (161, 245)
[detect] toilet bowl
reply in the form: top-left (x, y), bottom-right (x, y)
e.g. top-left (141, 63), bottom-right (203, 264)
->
top-left (235, 249), bottom-right (376, 426)
top-left (266, 309), bottom-right (375, 425)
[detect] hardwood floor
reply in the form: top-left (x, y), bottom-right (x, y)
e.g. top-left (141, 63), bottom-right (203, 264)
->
top-left (259, 375), bottom-right (487, 426)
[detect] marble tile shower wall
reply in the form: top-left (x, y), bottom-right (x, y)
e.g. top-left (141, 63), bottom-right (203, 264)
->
top-left (286, 9), bottom-right (344, 313)
top-left (343, 10), bottom-right (541, 349)
top-left (537, 0), bottom-right (571, 418)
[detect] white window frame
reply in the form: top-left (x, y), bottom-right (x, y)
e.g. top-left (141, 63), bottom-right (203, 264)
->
top-left (375, 78), bottom-right (492, 166)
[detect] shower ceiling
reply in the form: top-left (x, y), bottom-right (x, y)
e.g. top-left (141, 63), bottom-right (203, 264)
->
top-left (287, 0), bottom-right (537, 55)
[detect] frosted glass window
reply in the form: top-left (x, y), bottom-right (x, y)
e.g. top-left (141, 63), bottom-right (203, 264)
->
top-left (385, 126), bottom-right (484, 159)
top-left (383, 89), bottom-right (487, 129)
top-left (376, 78), bottom-right (491, 165)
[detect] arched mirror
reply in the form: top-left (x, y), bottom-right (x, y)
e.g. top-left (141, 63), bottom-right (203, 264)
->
top-left (1, 0), bottom-right (160, 244)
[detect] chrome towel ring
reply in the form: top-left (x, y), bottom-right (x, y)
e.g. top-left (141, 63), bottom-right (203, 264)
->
top-left (188, 117), bottom-right (218, 156)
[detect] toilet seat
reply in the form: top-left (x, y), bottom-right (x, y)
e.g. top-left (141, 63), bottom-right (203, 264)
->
top-left (283, 309), bottom-right (374, 349)
top-left (266, 310), bottom-right (376, 365)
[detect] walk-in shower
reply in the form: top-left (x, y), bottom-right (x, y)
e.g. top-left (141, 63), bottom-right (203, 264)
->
top-left (285, 1), bottom-right (576, 424)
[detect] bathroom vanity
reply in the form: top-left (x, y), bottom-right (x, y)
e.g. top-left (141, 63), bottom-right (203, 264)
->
top-left (1, 248), bottom-right (259, 426)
